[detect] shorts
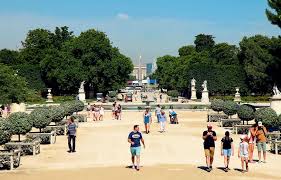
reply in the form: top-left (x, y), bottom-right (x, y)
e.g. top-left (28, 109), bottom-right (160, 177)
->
top-left (204, 147), bottom-right (215, 157)
top-left (239, 153), bottom-right (249, 158)
top-left (257, 142), bottom-right (267, 152)
top-left (223, 149), bottom-right (232, 157)
top-left (130, 146), bottom-right (141, 156)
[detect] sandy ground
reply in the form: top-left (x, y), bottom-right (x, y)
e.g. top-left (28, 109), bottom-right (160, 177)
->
top-left (1, 110), bottom-right (281, 180)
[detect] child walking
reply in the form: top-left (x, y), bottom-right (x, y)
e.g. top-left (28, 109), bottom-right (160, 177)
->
top-left (238, 135), bottom-right (249, 173)
top-left (221, 131), bottom-right (234, 172)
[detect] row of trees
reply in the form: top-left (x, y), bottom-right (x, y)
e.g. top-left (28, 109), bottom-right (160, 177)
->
top-left (153, 0), bottom-right (281, 97)
top-left (0, 27), bottom-right (133, 101)
top-left (153, 34), bottom-right (281, 96)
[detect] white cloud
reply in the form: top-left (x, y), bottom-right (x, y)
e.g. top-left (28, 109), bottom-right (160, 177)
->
top-left (116, 13), bottom-right (129, 20)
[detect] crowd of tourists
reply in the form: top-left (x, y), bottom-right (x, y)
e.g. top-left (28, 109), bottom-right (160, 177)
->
top-left (202, 121), bottom-right (268, 173)
top-left (86, 103), bottom-right (105, 121)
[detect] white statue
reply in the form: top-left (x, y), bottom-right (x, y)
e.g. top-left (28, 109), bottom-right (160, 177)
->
top-left (202, 80), bottom-right (208, 91)
top-left (273, 85), bottom-right (281, 96)
top-left (79, 81), bottom-right (85, 92)
top-left (191, 78), bottom-right (196, 87)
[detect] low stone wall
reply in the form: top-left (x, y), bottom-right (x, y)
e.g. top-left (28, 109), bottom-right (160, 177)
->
top-left (0, 149), bottom-right (21, 170)
top-left (4, 138), bottom-right (41, 156)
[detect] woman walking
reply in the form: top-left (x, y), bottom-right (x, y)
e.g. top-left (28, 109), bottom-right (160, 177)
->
top-left (221, 131), bottom-right (234, 172)
top-left (159, 110), bottom-right (167, 133)
top-left (143, 107), bottom-right (152, 134)
top-left (99, 105), bottom-right (104, 121)
top-left (248, 124), bottom-right (257, 163)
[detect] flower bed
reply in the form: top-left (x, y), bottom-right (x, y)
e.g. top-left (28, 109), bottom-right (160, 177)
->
top-left (4, 137), bottom-right (40, 156)
top-left (27, 131), bottom-right (56, 144)
top-left (0, 149), bottom-right (21, 170)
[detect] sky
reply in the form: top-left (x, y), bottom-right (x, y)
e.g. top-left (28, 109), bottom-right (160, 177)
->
top-left (0, 0), bottom-right (280, 64)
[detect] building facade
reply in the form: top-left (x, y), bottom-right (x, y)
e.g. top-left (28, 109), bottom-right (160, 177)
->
top-left (131, 65), bottom-right (147, 80)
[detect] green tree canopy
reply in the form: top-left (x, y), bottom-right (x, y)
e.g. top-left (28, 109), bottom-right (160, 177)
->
top-left (266, 0), bottom-right (281, 28)
top-left (178, 45), bottom-right (196, 56)
top-left (0, 64), bottom-right (29, 104)
top-left (194, 34), bottom-right (215, 52)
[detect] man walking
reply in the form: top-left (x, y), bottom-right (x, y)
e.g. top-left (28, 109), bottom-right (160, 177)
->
top-left (202, 124), bottom-right (217, 172)
top-left (67, 116), bottom-right (77, 153)
top-left (255, 121), bottom-right (268, 163)
top-left (128, 125), bottom-right (145, 171)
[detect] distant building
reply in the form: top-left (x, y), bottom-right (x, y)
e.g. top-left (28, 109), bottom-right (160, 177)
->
top-left (131, 65), bottom-right (147, 80)
top-left (146, 63), bottom-right (153, 75)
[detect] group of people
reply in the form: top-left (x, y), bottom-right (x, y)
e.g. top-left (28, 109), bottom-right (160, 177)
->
top-left (87, 103), bottom-right (105, 121)
top-left (112, 102), bottom-right (122, 120)
top-left (142, 105), bottom-right (178, 134)
top-left (203, 121), bottom-right (268, 173)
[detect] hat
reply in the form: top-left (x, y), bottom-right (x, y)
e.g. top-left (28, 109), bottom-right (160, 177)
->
top-left (207, 124), bottom-right (212, 128)
top-left (258, 121), bottom-right (263, 127)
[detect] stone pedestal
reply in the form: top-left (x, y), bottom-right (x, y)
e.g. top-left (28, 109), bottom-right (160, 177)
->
top-left (234, 87), bottom-right (241, 103)
top-left (270, 95), bottom-right (281, 115)
top-left (191, 87), bottom-right (197, 101)
top-left (46, 88), bottom-right (53, 103)
top-left (201, 90), bottom-right (209, 103)
top-left (78, 89), bottom-right (86, 102)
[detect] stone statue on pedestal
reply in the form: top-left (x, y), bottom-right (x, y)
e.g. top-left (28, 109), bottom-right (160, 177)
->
top-left (78, 81), bottom-right (86, 102)
top-left (234, 87), bottom-right (241, 103)
top-left (190, 78), bottom-right (197, 100)
top-left (271, 85), bottom-right (281, 115)
top-left (201, 80), bottom-right (209, 103)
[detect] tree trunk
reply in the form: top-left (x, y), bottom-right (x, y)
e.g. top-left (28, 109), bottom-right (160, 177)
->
top-left (18, 134), bottom-right (20, 142)
top-left (40, 128), bottom-right (42, 133)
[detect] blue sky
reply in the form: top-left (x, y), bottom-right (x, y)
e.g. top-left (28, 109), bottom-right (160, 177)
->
top-left (0, 0), bottom-right (280, 64)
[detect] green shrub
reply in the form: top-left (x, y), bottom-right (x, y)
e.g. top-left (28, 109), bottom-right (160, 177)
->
top-left (61, 100), bottom-right (84, 116)
top-left (167, 90), bottom-right (179, 97)
top-left (277, 115), bottom-right (281, 129)
top-left (238, 105), bottom-right (255, 124)
top-left (49, 106), bottom-right (65, 123)
top-left (74, 100), bottom-right (85, 112)
top-left (255, 108), bottom-right (278, 128)
top-left (8, 112), bottom-right (32, 141)
top-left (53, 96), bottom-right (75, 103)
top-left (108, 91), bottom-right (117, 98)
top-left (211, 99), bottom-right (224, 113)
top-left (29, 108), bottom-right (52, 132)
top-left (108, 97), bottom-right (116, 102)
top-left (0, 120), bottom-right (12, 145)
top-left (222, 101), bottom-right (239, 117)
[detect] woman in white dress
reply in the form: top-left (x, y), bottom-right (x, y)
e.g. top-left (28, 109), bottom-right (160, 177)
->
top-left (99, 105), bottom-right (104, 121)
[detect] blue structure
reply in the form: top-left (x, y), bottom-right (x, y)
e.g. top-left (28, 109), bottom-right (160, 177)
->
top-left (146, 63), bottom-right (153, 75)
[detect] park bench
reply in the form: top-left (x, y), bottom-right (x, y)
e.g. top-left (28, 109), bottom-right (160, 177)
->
top-left (267, 131), bottom-right (281, 154)
top-left (271, 139), bottom-right (281, 155)
top-left (232, 124), bottom-right (252, 134)
top-left (27, 131), bottom-right (56, 144)
top-left (207, 113), bottom-right (228, 122)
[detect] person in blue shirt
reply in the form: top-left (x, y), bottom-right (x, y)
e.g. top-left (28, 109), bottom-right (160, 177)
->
top-left (128, 125), bottom-right (145, 171)
top-left (143, 107), bottom-right (152, 134)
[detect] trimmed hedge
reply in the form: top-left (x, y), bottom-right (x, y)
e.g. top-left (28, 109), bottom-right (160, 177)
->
top-left (222, 101), bottom-right (239, 117)
top-left (0, 120), bottom-right (12, 145)
top-left (210, 99), bottom-right (224, 113)
top-left (167, 90), bottom-right (179, 98)
top-left (237, 105), bottom-right (255, 124)
top-left (49, 106), bottom-right (65, 123)
top-left (29, 108), bottom-right (52, 132)
top-left (8, 112), bottom-right (32, 141)
top-left (72, 115), bottom-right (86, 122)
top-left (254, 108), bottom-right (278, 128)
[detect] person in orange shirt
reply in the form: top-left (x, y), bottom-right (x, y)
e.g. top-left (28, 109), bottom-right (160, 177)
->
top-left (254, 121), bottom-right (268, 163)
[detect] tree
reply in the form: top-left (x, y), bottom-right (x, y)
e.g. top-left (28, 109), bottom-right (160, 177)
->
top-left (239, 35), bottom-right (274, 94)
top-left (0, 64), bottom-right (29, 104)
top-left (194, 34), bottom-right (215, 52)
top-left (8, 112), bottom-right (32, 142)
top-left (266, 0), bottom-right (281, 28)
top-left (0, 49), bottom-right (20, 65)
top-left (0, 120), bottom-right (12, 145)
top-left (29, 108), bottom-right (52, 132)
top-left (178, 45), bottom-right (196, 56)
top-left (210, 43), bottom-right (239, 65)
top-left (238, 105), bottom-right (255, 125)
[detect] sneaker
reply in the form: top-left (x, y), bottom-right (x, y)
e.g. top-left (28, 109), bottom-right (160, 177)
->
top-left (210, 166), bottom-right (213, 170)
top-left (224, 168), bottom-right (228, 172)
top-left (258, 160), bottom-right (262, 163)
top-left (72, 150), bottom-right (76, 153)
top-left (67, 150), bottom-right (72, 153)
